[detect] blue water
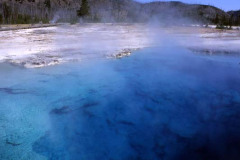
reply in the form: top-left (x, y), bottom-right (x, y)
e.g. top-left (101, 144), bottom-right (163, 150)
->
top-left (1, 46), bottom-right (240, 160)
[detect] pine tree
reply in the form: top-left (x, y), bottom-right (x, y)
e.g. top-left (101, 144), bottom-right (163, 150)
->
top-left (0, 14), bottom-right (3, 24)
top-left (3, 2), bottom-right (11, 24)
top-left (77, 0), bottom-right (90, 17)
top-left (44, 0), bottom-right (51, 9)
top-left (229, 15), bottom-right (233, 29)
top-left (222, 15), bottom-right (227, 26)
top-left (214, 14), bottom-right (219, 24)
top-left (238, 15), bottom-right (240, 26)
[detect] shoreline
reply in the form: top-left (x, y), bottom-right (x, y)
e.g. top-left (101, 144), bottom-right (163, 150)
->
top-left (0, 23), bottom-right (240, 32)
top-left (0, 23), bottom-right (239, 69)
top-left (0, 24), bottom-right (59, 32)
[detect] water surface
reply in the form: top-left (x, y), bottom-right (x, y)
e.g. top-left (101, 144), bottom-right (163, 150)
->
top-left (1, 46), bottom-right (240, 160)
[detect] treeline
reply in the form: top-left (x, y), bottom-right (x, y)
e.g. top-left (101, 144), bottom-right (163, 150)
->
top-left (213, 13), bottom-right (240, 29)
top-left (0, 0), bottom-right (52, 24)
top-left (227, 10), bottom-right (240, 26)
top-left (0, 0), bottom-right (135, 24)
top-left (0, 0), bottom-right (240, 26)
top-left (0, 0), bottom-right (105, 24)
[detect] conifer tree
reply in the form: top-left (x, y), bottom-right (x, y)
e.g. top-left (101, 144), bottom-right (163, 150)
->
top-left (229, 14), bottom-right (233, 29)
top-left (3, 2), bottom-right (11, 24)
top-left (44, 0), bottom-right (51, 9)
top-left (77, 0), bottom-right (90, 17)
top-left (214, 14), bottom-right (219, 24)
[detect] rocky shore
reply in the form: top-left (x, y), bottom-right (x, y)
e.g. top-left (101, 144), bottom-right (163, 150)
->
top-left (7, 48), bottom-right (140, 68)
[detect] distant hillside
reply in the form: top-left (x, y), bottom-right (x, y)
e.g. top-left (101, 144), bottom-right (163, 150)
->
top-left (0, 0), bottom-right (238, 25)
top-left (141, 1), bottom-right (230, 24)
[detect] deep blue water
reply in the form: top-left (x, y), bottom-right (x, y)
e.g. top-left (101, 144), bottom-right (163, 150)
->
top-left (1, 46), bottom-right (240, 160)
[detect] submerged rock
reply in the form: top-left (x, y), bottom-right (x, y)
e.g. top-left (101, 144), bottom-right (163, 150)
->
top-left (6, 139), bottom-right (22, 146)
top-left (0, 88), bottom-right (30, 95)
top-left (50, 106), bottom-right (72, 115)
top-left (117, 120), bottom-right (135, 126)
top-left (7, 55), bottom-right (62, 68)
top-left (109, 48), bottom-right (139, 59)
top-left (188, 47), bottom-right (240, 55)
top-left (116, 50), bottom-right (131, 59)
top-left (81, 102), bottom-right (99, 108)
top-left (5, 134), bottom-right (24, 147)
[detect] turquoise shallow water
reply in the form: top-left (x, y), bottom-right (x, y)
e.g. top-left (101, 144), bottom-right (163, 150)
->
top-left (1, 46), bottom-right (240, 160)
